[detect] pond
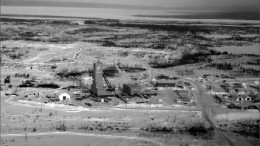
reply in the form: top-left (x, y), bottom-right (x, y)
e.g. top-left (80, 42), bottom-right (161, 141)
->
top-left (210, 43), bottom-right (260, 55)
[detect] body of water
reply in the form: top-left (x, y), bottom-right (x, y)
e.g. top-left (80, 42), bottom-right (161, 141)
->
top-left (210, 43), bottom-right (260, 55)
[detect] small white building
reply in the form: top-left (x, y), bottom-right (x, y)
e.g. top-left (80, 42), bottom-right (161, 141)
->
top-left (54, 90), bottom-right (72, 101)
top-left (236, 96), bottom-right (252, 102)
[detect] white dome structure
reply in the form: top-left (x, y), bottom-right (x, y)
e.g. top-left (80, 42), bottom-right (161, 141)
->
top-left (58, 93), bottom-right (71, 101)
top-left (54, 90), bottom-right (72, 101)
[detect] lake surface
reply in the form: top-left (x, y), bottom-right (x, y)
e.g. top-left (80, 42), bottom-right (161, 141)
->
top-left (210, 43), bottom-right (260, 55)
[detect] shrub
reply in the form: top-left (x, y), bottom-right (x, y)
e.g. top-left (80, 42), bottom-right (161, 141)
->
top-left (149, 51), bottom-right (211, 68)
top-left (56, 68), bottom-right (86, 80)
top-left (102, 41), bottom-right (116, 47)
top-left (103, 65), bottom-right (119, 77)
top-left (117, 50), bottom-right (130, 57)
top-left (56, 121), bottom-right (67, 131)
top-left (222, 51), bottom-right (228, 55)
top-left (118, 64), bottom-right (146, 73)
top-left (37, 82), bottom-right (60, 89)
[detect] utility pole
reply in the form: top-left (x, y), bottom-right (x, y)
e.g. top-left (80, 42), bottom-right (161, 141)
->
top-left (225, 110), bottom-right (229, 123)
top-left (157, 99), bottom-right (159, 108)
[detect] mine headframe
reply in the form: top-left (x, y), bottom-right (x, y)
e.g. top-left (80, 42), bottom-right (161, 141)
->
top-left (103, 74), bottom-right (115, 92)
top-left (91, 61), bottom-right (116, 97)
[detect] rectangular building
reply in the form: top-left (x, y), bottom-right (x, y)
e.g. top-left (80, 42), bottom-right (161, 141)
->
top-left (123, 83), bottom-right (142, 96)
top-left (155, 80), bottom-right (176, 87)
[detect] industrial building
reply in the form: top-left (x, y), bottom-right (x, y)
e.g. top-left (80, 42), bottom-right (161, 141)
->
top-left (91, 61), bottom-right (114, 97)
top-left (123, 83), bottom-right (142, 96)
top-left (176, 90), bottom-right (191, 104)
top-left (176, 96), bottom-right (191, 104)
top-left (155, 80), bottom-right (176, 87)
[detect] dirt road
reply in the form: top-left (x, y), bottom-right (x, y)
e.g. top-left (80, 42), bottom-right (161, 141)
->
top-left (155, 70), bottom-right (238, 146)
top-left (190, 80), bottom-right (237, 146)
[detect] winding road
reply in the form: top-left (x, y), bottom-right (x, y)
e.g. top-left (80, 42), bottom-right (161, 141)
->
top-left (21, 47), bottom-right (84, 66)
top-left (187, 80), bottom-right (238, 146)
top-left (73, 47), bottom-right (84, 62)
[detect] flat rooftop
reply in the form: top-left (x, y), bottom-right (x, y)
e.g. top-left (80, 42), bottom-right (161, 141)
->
top-left (124, 83), bottom-right (142, 88)
top-left (156, 80), bottom-right (176, 84)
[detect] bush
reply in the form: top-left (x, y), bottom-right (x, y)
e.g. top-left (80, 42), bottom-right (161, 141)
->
top-left (117, 50), bottom-right (130, 57)
top-left (222, 51), bottom-right (228, 55)
top-left (37, 82), bottom-right (60, 89)
top-left (102, 41), bottom-right (116, 47)
top-left (56, 68), bottom-right (86, 79)
top-left (141, 122), bottom-right (213, 139)
top-left (56, 121), bottom-right (67, 131)
top-left (19, 80), bottom-right (35, 87)
top-left (103, 65), bottom-right (119, 77)
top-left (109, 23), bottom-right (210, 34)
top-left (149, 51), bottom-right (212, 68)
top-left (49, 58), bottom-right (61, 63)
top-left (133, 51), bottom-right (147, 58)
top-left (118, 64), bottom-right (146, 73)
top-left (187, 123), bottom-right (209, 136)
top-left (9, 52), bottom-right (24, 59)
top-left (208, 63), bottom-right (233, 70)
top-left (232, 120), bottom-right (259, 138)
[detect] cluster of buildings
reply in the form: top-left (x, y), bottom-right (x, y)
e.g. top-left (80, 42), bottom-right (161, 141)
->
top-left (202, 74), bottom-right (260, 109)
top-left (46, 61), bottom-right (157, 103)
top-left (42, 60), bottom-right (194, 107)
top-left (2, 58), bottom-right (194, 108)
top-left (176, 90), bottom-right (192, 104)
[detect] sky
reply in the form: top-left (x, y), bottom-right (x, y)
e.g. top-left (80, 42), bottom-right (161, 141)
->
top-left (2, 0), bottom-right (259, 11)
top-left (1, 0), bottom-right (259, 21)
